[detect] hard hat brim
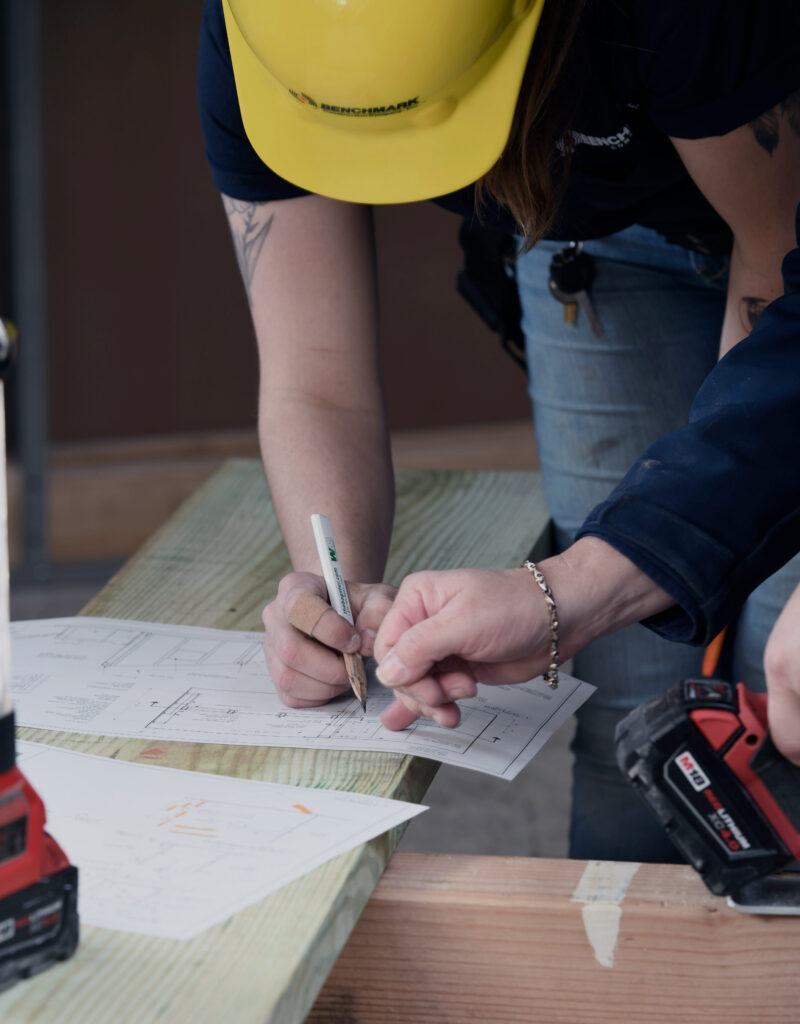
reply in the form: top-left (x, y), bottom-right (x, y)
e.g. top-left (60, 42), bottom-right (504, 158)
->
top-left (222, 0), bottom-right (546, 205)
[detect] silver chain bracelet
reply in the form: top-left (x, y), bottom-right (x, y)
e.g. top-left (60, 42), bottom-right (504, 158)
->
top-left (522, 560), bottom-right (559, 689)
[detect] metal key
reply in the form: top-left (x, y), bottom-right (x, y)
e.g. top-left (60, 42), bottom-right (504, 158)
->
top-left (548, 242), bottom-right (604, 337)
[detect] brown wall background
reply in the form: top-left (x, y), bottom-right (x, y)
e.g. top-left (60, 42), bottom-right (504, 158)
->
top-left (42, 0), bottom-right (531, 443)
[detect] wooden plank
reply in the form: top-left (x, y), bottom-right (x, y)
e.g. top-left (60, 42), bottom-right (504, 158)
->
top-left (311, 852), bottom-right (800, 1024)
top-left (8, 421), bottom-right (537, 564)
top-left (1, 460), bottom-right (549, 1024)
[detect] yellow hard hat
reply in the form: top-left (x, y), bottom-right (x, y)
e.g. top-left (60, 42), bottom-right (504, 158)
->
top-left (223, 0), bottom-right (547, 204)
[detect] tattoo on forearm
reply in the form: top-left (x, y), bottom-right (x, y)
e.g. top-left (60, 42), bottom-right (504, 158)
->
top-left (748, 86), bottom-right (800, 155)
top-left (222, 196), bottom-right (274, 305)
top-left (739, 296), bottom-right (768, 333)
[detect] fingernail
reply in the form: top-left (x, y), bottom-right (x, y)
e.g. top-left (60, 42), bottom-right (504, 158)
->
top-left (359, 628), bottom-right (377, 652)
top-left (432, 710), bottom-right (448, 727)
top-left (344, 633), bottom-right (360, 653)
top-left (448, 687), bottom-right (469, 701)
top-left (376, 652), bottom-right (408, 686)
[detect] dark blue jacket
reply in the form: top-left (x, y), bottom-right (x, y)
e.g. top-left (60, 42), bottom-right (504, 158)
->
top-left (578, 210), bottom-right (800, 644)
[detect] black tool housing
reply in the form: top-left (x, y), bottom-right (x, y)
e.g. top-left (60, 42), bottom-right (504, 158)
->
top-left (615, 680), bottom-right (793, 896)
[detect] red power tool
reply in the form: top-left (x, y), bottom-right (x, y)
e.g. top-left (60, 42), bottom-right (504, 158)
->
top-left (616, 677), bottom-right (800, 914)
top-left (0, 319), bottom-right (79, 987)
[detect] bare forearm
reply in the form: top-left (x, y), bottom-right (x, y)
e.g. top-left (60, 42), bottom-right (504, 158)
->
top-left (542, 536), bottom-right (675, 660)
top-left (260, 395), bottom-right (394, 580)
top-left (671, 94), bottom-right (800, 361)
top-left (222, 194), bottom-right (399, 705)
top-left (222, 192), bottom-right (393, 580)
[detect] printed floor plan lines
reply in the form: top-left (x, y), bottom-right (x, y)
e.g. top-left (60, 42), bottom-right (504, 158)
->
top-left (100, 633), bottom-right (262, 673)
top-left (11, 617), bottom-right (596, 779)
top-left (23, 620), bottom-right (264, 677)
top-left (315, 699), bottom-right (497, 754)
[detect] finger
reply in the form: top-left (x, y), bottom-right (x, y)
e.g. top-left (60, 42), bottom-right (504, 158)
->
top-left (286, 592), bottom-right (332, 637)
top-left (376, 612), bottom-right (468, 689)
top-left (268, 621), bottom-right (354, 686)
top-left (264, 643), bottom-right (350, 707)
top-left (374, 573), bottom-right (479, 688)
top-left (386, 674), bottom-right (451, 709)
top-left (436, 668), bottom-right (478, 703)
top-left (391, 689), bottom-right (461, 729)
top-left (284, 590), bottom-right (359, 654)
top-left (373, 577), bottom-right (430, 664)
top-left (354, 588), bottom-right (396, 635)
top-left (427, 701), bottom-right (461, 728)
top-left (358, 628), bottom-right (378, 658)
top-left (353, 587), bottom-right (396, 656)
top-left (381, 697), bottom-right (421, 731)
top-left (767, 685), bottom-right (800, 767)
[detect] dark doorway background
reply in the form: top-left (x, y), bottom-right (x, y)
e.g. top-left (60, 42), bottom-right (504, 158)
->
top-left (40, 0), bottom-right (531, 444)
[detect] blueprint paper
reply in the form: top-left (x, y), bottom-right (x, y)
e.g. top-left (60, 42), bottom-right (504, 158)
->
top-left (11, 617), bottom-right (595, 780)
top-left (16, 740), bottom-right (426, 940)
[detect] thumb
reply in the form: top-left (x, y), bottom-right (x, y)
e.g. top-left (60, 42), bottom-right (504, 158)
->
top-left (375, 607), bottom-right (467, 689)
top-left (768, 686), bottom-right (800, 767)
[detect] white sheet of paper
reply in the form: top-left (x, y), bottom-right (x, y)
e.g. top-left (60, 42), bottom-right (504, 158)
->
top-left (11, 617), bottom-right (595, 780)
top-left (16, 740), bottom-right (426, 940)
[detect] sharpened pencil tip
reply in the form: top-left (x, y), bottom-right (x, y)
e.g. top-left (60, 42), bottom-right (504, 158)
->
top-left (361, 699), bottom-right (367, 713)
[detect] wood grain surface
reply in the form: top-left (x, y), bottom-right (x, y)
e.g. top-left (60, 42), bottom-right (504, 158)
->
top-left (1, 460), bottom-right (549, 1024)
top-left (8, 420), bottom-right (538, 565)
top-left (311, 852), bottom-right (800, 1024)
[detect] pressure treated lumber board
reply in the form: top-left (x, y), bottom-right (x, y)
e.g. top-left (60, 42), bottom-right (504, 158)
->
top-left (8, 420), bottom-right (537, 564)
top-left (311, 852), bottom-right (800, 1024)
top-left (1, 459), bottom-right (549, 1024)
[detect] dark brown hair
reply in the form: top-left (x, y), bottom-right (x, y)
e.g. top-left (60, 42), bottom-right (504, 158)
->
top-left (476, 0), bottom-right (585, 249)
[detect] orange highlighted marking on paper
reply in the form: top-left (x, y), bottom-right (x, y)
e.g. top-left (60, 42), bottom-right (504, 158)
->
top-left (292, 803), bottom-right (313, 815)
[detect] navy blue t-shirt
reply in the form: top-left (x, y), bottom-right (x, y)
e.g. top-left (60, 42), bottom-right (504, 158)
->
top-left (198, 0), bottom-right (800, 251)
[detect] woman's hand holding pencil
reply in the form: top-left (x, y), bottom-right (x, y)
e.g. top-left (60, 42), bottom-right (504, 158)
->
top-left (263, 570), bottom-right (395, 708)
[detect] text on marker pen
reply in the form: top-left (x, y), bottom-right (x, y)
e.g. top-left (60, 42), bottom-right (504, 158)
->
top-left (310, 514), bottom-right (368, 711)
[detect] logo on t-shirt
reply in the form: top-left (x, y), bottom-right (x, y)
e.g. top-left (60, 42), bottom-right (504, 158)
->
top-left (558, 124), bottom-right (633, 152)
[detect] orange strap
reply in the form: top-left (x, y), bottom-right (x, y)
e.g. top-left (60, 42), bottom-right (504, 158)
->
top-left (701, 627), bottom-right (727, 678)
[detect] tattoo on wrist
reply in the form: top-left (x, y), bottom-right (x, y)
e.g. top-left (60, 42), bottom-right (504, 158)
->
top-left (748, 86), bottom-right (800, 155)
top-left (739, 296), bottom-right (768, 333)
top-left (222, 195), bottom-right (275, 305)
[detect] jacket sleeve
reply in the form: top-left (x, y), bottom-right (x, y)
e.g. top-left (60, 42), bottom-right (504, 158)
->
top-left (576, 209), bottom-right (800, 645)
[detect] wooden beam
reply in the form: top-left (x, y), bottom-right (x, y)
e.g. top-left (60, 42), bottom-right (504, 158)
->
top-left (310, 852), bottom-right (800, 1023)
top-left (2, 463), bottom-right (550, 1024)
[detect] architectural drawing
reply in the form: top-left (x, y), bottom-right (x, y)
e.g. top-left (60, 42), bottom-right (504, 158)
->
top-left (17, 740), bottom-right (425, 939)
top-left (11, 617), bottom-right (595, 780)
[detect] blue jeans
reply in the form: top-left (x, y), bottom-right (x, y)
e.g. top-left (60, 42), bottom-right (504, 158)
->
top-left (516, 225), bottom-right (800, 861)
